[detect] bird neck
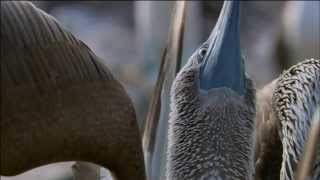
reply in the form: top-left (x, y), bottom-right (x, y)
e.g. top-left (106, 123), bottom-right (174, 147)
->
top-left (168, 63), bottom-right (256, 179)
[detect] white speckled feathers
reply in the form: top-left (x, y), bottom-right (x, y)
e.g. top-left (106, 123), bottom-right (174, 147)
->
top-left (167, 57), bottom-right (256, 180)
top-left (273, 59), bottom-right (320, 180)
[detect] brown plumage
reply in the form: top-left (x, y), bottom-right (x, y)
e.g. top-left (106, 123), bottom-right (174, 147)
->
top-left (255, 80), bottom-right (282, 180)
top-left (1, 1), bottom-right (145, 179)
top-left (255, 59), bottom-right (320, 180)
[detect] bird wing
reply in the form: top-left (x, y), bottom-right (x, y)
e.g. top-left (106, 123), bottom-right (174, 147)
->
top-left (1, 1), bottom-right (145, 179)
top-left (273, 59), bottom-right (320, 180)
top-left (255, 59), bottom-right (320, 180)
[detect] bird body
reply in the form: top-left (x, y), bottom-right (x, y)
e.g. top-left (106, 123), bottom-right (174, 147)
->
top-left (273, 59), bottom-right (320, 180)
top-left (1, 1), bottom-right (145, 179)
top-left (167, 1), bottom-right (256, 179)
top-left (255, 59), bottom-right (320, 180)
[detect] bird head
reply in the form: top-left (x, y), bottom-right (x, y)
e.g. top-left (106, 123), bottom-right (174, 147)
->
top-left (196, 1), bottom-right (245, 95)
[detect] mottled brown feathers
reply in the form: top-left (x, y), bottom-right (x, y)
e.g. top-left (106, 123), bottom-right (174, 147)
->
top-left (255, 59), bottom-right (320, 180)
top-left (273, 59), bottom-right (320, 180)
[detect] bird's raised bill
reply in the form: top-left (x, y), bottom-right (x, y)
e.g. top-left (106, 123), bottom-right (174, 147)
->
top-left (199, 1), bottom-right (245, 95)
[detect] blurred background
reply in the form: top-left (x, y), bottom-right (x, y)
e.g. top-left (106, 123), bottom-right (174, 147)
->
top-left (2, 1), bottom-right (319, 180)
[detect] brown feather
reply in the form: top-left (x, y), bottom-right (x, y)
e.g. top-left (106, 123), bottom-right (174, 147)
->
top-left (1, 1), bottom-right (145, 179)
top-left (254, 79), bottom-right (282, 180)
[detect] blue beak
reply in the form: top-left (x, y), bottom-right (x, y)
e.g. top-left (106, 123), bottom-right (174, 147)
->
top-left (199, 1), bottom-right (245, 95)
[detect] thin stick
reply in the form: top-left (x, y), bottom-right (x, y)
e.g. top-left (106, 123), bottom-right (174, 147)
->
top-left (142, 1), bottom-right (186, 177)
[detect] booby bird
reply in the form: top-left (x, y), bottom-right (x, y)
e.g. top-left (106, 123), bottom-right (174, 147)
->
top-left (255, 59), bottom-right (320, 180)
top-left (1, 1), bottom-right (145, 179)
top-left (167, 1), bottom-right (256, 179)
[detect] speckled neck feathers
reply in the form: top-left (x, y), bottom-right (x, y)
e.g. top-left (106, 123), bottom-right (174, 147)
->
top-left (167, 58), bottom-right (256, 179)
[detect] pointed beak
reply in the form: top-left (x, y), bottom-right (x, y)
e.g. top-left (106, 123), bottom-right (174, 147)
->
top-left (199, 1), bottom-right (245, 95)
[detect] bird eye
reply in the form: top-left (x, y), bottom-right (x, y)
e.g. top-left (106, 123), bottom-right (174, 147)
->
top-left (198, 48), bottom-right (207, 58)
